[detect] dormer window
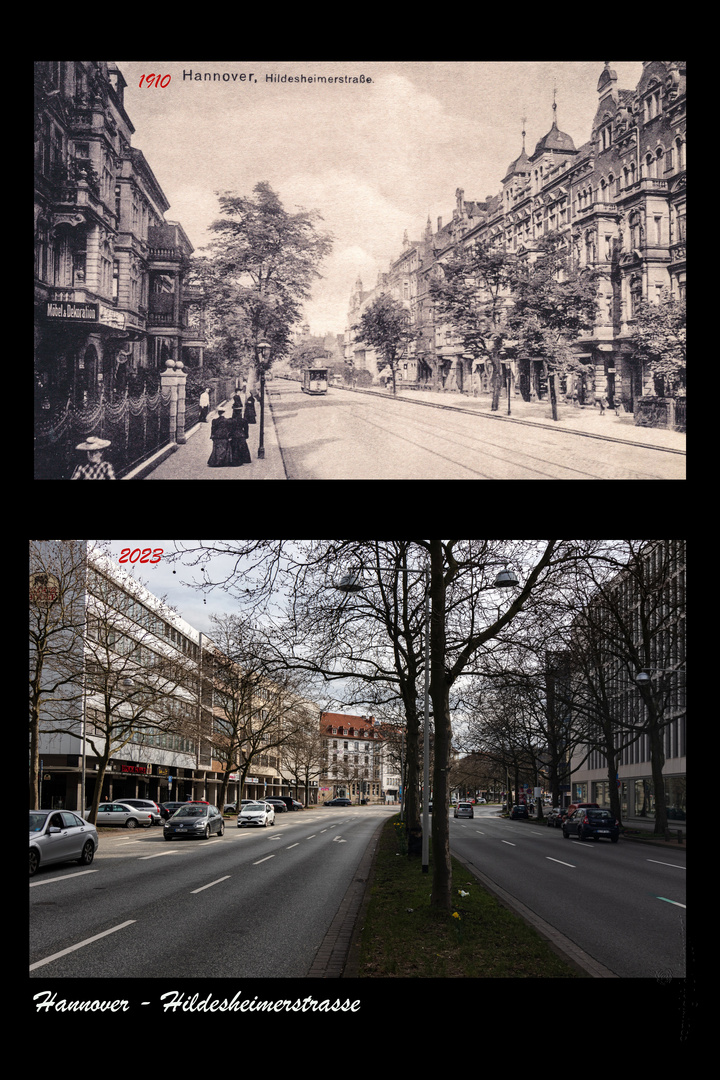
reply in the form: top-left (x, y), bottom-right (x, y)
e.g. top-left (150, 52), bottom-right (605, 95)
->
top-left (643, 84), bottom-right (662, 123)
top-left (599, 121), bottom-right (612, 152)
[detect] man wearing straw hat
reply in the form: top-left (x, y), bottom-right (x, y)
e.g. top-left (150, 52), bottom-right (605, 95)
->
top-left (70, 436), bottom-right (116, 479)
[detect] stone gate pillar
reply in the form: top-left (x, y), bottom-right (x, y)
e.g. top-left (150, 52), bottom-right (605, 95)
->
top-left (160, 358), bottom-right (188, 445)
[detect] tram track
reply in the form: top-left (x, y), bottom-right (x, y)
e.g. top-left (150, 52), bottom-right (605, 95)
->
top-left (269, 385), bottom-right (684, 480)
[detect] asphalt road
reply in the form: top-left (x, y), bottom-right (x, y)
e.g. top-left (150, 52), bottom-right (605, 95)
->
top-left (449, 807), bottom-right (686, 978)
top-left (269, 384), bottom-right (685, 479)
top-left (29, 806), bottom-right (396, 981)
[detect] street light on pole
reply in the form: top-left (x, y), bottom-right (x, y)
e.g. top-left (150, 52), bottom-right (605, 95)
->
top-left (256, 340), bottom-right (271, 459)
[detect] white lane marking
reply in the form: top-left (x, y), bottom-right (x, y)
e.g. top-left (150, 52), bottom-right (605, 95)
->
top-left (253, 855), bottom-right (275, 865)
top-left (656, 896), bottom-right (686, 908)
top-left (648, 859), bottom-right (686, 870)
top-left (139, 851), bottom-right (187, 859)
top-left (30, 920), bottom-right (136, 971)
top-left (30, 869), bottom-right (99, 887)
top-left (191, 876), bottom-right (230, 894)
top-left (286, 843), bottom-right (299, 849)
top-left (546, 857), bottom-right (576, 867)
top-left (501, 840), bottom-right (516, 846)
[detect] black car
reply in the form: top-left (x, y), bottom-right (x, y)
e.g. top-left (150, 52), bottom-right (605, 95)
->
top-left (266, 795), bottom-right (299, 811)
top-left (160, 801), bottom-right (188, 820)
top-left (510, 804), bottom-right (529, 819)
top-left (324, 797), bottom-right (351, 806)
top-left (545, 807), bottom-right (566, 827)
top-left (563, 807), bottom-right (620, 842)
top-left (163, 803), bottom-right (225, 840)
top-left (263, 798), bottom-right (288, 813)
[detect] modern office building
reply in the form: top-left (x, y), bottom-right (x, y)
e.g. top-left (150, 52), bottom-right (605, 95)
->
top-left (31, 543), bottom-right (310, 812)
top-left (567, 540), bottom-right (686, 826)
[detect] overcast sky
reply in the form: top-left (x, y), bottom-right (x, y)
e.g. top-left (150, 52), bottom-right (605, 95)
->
top-left (103, 540), bottom-right (238, 637)
top-left (115, 60), bottom-right (642, 338)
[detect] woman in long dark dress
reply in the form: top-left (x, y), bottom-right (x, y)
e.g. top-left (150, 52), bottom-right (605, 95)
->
top-left (207, 408), bottom-right (233, 467)
top-left (244, 393), bottom-right (257, 424)
top-left (230, 413), bottom-right (252, 465)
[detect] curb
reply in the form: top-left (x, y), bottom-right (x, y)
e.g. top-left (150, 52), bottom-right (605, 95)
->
top-left (339, 386), bottom-right (686, 456)
top-left (306, 815), bottom-right (387, 979)
top-left (451, 850), bottom-right (618, 978)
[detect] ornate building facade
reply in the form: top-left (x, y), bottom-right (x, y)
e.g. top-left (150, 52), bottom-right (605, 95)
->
top-left (34, 62), bottom-right (206, 476)
top-left (345, 62), bottom-right (686, 412)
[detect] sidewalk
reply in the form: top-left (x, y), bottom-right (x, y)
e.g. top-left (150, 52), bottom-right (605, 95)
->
top-left (347, 386), bottom-right (686, 454)
top-left (128, 397), bottom-right (287, 480)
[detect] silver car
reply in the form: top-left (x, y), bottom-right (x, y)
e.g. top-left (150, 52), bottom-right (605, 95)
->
top-left (88, 802), bottom-right (153, 828)
top-left (454, 802), bottom-right (474, 818)
top-left (237, 801), bottom-right (275, 828)
top-left (30, 810), bottom-right (99, 876)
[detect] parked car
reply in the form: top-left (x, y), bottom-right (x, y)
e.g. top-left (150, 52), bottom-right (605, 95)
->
top-left (115, 798), bottom-right (162, 824)
top-left (160, 801), bottom-right (188, 820)
top-left (30, 810), bottom-right (98, 877)
top-left (88, 802), bottom-right (153, 828)
top-left (264, 798), bottom-right (288, 813)
top-left (237, 801), bottom-right (275, 828)
top-left (163, 803), bottom-right (225, 840)
top-left (291, 800), bottom-right (304, 810)
top-left (510, 804), bottom-right (529, 819)
top-left (563, 807), bottom-right (620, 842)
top-left (264, 795), bottom-right (298, 811)
top-left (454, 802), bottom-right (474, 818)
top-left (545, 807), bottom-right (566, 827)
top-left (324, 797), bottom-right (351, 806)
top-left (563, 802), bottom-right (599, 822)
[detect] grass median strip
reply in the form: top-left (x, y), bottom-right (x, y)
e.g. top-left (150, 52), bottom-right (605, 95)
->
top-left (357, 816), bottom-right (581, 978)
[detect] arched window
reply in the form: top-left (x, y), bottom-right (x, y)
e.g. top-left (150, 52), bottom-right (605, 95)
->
top-left (675, 136), bottom-right (685, 170)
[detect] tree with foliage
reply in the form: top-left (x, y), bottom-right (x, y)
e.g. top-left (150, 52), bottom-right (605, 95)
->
top-left (429, 243), bottom-right (519, 410)
top-left (626, 287), bottom-right (686, 396)
top-left (507, 232), bottom-right (600, 420)
top-left (201, 182), bottom-right (333, 381)
top-left (352, 293), bottom-right (418, 395)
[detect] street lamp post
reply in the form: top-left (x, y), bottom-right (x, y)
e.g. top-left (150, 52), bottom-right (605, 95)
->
top-left (256, 340), bottom-right (271, 459)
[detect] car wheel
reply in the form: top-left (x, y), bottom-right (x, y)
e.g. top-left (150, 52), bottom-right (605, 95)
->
top-left (203, 826), bottom-right (210, 839)
top-left (125, 818), bottom-right (137, 829)
top-left (29, 849), bottom-right (40, 876)
top-left (611, 835), bottom-right (618, 843)
top-left (218, 822), bottom-right (224, 836)
top-left (77, 840), bottom-right (95, 866)
top-left (562, 828), bottom-right (569, 838)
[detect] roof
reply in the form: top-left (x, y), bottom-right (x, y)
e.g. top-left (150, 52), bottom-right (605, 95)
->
top-left (321, 711), bottom-right (383, 737)
top-left (532, 120), bottom-right (577, 159)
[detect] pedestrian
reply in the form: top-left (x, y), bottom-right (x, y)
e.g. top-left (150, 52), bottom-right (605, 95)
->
top-left (70, 436), bottom-right (116, 479)
top-left (244, 392), bottom-right (257, 424)
top-left (231, 391), bottom-right (244, 421)
top-left (207, 407), bottom-right (233, 467)
top-left (199, 387), bottom-right (210, 423)
top-left (230, 412), bottom-right (252, 466)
